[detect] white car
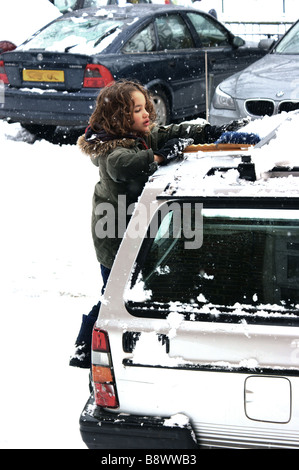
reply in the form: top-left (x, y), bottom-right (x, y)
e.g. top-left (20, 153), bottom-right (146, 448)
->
top-left (80, 117), bottom-right (299, 449)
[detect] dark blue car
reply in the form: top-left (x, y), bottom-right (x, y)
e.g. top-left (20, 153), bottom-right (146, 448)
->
top-left (0, 4), bottom-right (267, 135)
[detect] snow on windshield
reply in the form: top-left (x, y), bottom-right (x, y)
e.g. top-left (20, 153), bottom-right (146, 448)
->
top-left (19, 14), bottom-right (126, 54)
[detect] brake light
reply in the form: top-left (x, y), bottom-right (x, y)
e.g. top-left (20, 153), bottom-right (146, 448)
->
top-left (83, 64), bottom-right (114, 88)
top-left (92, 328), bottom-right (119, 408)
top-left (0, 60), bottom-right (9, 84)
top-left (92, 328), bottom-right (109, 352)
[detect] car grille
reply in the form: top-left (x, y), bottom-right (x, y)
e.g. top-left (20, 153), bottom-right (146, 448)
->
top-left (245, 100), bottom-right (274, 117)
top-left (245, 99), bottom-right (299, 117)
top-left (278, 101), bottom-right (299, 113)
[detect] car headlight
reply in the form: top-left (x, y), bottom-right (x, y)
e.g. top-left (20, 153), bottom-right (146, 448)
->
top-left (212, 86), bottom-right (236, 110)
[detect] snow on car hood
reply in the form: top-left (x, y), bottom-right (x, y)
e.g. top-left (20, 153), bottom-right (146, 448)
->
top-left (219, 53), bottom-right (299, 100)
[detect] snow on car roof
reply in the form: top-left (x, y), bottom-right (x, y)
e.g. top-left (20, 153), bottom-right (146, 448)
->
top-left (150, 112), bottom-right (299, 199)
top-left (155, 152), bottom-right (299, 198)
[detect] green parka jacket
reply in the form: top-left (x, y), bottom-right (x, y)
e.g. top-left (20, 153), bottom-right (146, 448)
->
top-left (78, 121), bottom-right (208, 269)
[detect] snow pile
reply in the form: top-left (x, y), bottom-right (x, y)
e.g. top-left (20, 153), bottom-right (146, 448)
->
top-left (250, 113), bottom-right (299, 175)
top-left (160, 112), bottom-right (299, 198)
top-left (124, 273), bottom-right (152, 302)
top-left (132, 331), bottom-right (187, 367)
top-left (163, 413), bottom-right (190, 428)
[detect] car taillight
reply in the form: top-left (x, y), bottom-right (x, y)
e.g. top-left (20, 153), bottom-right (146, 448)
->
top-left (83, 64), bottom-right (114, 88)
top-left (0, 60), bottom-right (9, 84)
top-left (92, 328), bottom-right (119, 408)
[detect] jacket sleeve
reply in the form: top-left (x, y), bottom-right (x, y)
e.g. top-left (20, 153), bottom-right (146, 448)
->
top-left (150, 119), bottom-right (251, 147)
top-left (106, 147), bottom-right (157, 183)
top-left (149, 122), bottom-right (211, 149)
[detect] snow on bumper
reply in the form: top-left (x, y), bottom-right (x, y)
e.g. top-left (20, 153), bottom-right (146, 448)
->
top-left (80, 395), bottom-right (198, 450)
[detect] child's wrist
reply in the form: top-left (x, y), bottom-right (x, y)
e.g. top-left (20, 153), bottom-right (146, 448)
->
top-left (154, 154), bottom-right (164, 164)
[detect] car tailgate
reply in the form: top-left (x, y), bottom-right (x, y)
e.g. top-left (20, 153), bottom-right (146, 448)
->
top-left (93, 307), bottom-right (299, 449)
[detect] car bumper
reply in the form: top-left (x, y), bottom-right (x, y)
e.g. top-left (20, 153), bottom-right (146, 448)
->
top-left (0, 87), bottom-right (98, 127)
top-left (80, 395), bottom-right (198, 450)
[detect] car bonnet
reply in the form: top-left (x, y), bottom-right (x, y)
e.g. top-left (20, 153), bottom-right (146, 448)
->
top-left (219, 53), bottom-right (299, 101)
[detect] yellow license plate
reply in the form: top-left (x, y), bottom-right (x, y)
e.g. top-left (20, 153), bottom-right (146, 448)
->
top-left (23, 69), bottom-right (65, 83)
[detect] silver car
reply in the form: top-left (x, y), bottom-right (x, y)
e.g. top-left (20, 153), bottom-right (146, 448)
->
top-left (209, 19), bottom-right (299, 125)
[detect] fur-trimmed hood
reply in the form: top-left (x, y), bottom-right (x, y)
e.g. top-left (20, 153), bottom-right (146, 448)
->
top-left (77, 133), bottom-right (138, 167)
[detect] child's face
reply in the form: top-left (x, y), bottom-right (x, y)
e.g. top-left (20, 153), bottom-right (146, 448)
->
top-left (130, 91), bottom-right (150, 135)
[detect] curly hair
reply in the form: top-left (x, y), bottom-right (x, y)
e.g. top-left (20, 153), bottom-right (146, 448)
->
top-left (89, 79), bottom-right (156, 136)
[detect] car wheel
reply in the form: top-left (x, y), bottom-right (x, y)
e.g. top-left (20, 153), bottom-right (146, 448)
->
top-left (21, 124), bottom-right (56, 139)
top-left (151, 88), bottom-right (170, 126)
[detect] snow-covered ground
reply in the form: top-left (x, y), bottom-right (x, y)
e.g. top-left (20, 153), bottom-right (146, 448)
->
top-left (0, 112), bottom-right (298, 448)
top-left (0, 121), bottom-right (101, 449)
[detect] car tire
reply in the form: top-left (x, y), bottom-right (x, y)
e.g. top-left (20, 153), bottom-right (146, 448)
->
top-left (151, 88), bottom-right (170, 126)
top-left (21, 124), bottom-right (56, 139)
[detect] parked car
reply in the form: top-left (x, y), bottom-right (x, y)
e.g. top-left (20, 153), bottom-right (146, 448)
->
top-left (209, 19), bottom-right (299, 125)
top-left (79, 122), bottom-right (299, 449)
top-left (0, 4), bottom-right (268, 136)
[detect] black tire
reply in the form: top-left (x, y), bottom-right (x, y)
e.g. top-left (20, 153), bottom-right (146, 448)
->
top-left (150, 88), bottom-right (170, 126)
top-left (20, 124), bottom-right (81, 145)
top-left (21, 124), bottom-right (56, 139)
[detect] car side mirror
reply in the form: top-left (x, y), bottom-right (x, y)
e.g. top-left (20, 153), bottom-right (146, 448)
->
top-left (258, 38), bottom-right (276, 50)
top-left (232, 36), bottom-right (245, 48)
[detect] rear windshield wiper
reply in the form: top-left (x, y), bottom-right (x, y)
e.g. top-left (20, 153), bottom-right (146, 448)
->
top-left (94, 26), bottom-right (119, 47)
top-left (64, 44), bottom-right (78, 52)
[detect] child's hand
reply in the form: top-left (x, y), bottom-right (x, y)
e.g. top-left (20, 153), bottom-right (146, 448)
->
top-left (155, 138), bottom-right (194, 165)
top-left (203, 118), bottom-right (251, 143)
top-left (224, 117), bottom-right (251, 132)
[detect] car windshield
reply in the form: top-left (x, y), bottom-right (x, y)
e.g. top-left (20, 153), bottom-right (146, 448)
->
top-left (18, 14), bottom-right (128, 54)
top-left (126, 204), bottom-right (299, 324)
top-left (274, 20), bottom-right (299, 54)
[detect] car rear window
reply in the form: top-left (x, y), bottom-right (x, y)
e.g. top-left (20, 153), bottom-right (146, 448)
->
top-left (19, 15), bottom-right (127, 54)
top-left (125, 202), bottom-right (299, 325)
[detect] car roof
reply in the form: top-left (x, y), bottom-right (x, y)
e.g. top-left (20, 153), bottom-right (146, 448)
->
top-left (149, 151), bottom-right (299, 201)
top-left (61, 4), bottom-right (200, 19)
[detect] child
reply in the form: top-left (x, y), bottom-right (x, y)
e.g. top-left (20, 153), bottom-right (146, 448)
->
top-left (70, 79), bottom-right (249, 368)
